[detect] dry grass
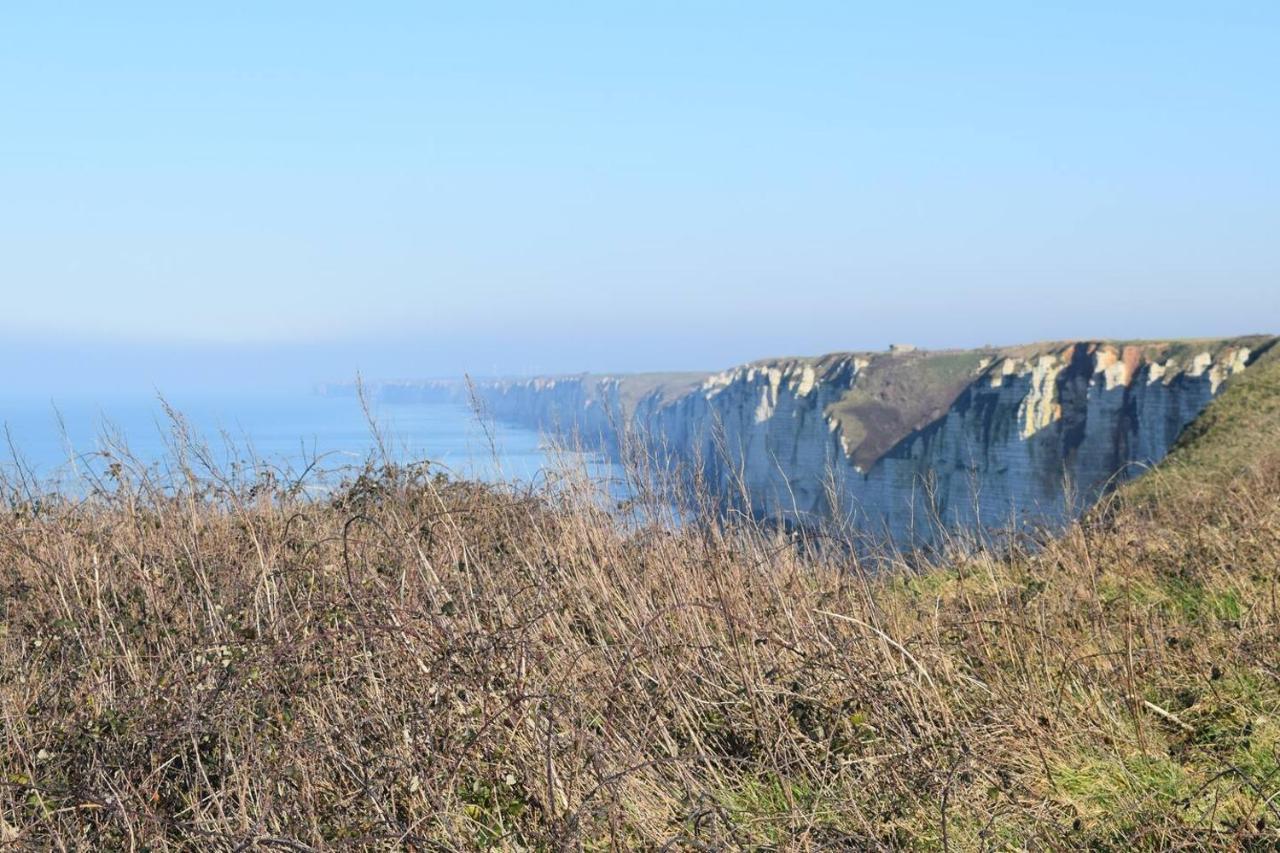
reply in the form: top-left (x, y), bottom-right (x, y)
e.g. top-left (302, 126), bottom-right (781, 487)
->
top-left (2, 369), bottom-right (1280, 850)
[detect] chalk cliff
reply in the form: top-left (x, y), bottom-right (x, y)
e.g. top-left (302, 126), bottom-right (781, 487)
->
top-left (353, 337), bottom-right (1276, 543)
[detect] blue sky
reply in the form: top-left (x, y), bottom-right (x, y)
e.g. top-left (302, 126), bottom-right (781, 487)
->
top-left (2, 2), bottom-right (1277, 390)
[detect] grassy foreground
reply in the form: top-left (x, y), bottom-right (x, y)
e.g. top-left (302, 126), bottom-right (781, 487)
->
top-left (3, 357), bottom-right (1280, 850)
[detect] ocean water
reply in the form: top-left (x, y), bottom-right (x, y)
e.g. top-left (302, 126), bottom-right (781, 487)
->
top-left (0, 390), bottom-right (608, 491)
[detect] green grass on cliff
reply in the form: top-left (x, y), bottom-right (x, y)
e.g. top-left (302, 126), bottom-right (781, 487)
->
top-left (826, 349), bottom-right (996, 469)
top-left (1125, 338), bottom-right (1280, 502)
top-left (606, 371), bottom-right (707, 412)
top-left (2, 346), bottom-right (1280, 849)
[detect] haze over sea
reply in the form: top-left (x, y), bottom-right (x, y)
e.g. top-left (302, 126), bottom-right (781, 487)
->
top-left (0, 390), bottom-right (590, 489)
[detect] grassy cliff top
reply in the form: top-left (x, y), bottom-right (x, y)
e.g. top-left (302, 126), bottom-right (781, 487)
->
top-left (487, 336), bottom-right (1273, 473)
top-left (697, 335), bottom-right (1275, 470)
top-left (599, 371), bottom-right (709, 410)
top-left (824, 349), bottom-right (996, 469)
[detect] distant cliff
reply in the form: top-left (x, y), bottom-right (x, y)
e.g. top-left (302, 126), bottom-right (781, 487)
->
top-left (337, 337), bottom-right (1277, 543)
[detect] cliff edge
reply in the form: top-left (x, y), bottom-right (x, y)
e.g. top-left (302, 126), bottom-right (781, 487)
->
top-left (348, 335), bottom-right (1277, 543)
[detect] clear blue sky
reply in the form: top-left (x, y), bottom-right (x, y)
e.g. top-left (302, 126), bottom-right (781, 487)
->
top-left (2, 2), bottom-right (1277, 391)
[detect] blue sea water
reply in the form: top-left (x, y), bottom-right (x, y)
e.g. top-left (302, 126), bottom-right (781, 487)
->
top-left (0, 390), bottom-right (606, 491)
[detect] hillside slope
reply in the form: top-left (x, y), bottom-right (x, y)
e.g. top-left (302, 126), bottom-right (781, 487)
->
top-left (1125, 337), bottom-right (1280, 500)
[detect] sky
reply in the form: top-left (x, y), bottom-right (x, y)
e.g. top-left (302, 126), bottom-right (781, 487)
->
top-left (2, 1), bottom-right (1278, 392)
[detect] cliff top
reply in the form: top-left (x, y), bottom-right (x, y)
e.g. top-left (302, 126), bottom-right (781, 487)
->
top-left (825, 336), bottom-right (1274, 469)
top-left (826, 349), bottom-right (997, 469)
top-left (615, 335), bottom-right (1276, 471)
top-left (598, 372), bottom-right (709, 411)
top-left (351, 335), bottom-right (1276, 475)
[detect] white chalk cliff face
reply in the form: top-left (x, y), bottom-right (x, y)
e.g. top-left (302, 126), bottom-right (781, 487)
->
top-left (376, 338), bottom-right (1274, 544)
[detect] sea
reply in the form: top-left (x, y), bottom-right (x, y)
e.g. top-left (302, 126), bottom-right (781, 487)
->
top-left (0, 390), bottom-right (614, 493)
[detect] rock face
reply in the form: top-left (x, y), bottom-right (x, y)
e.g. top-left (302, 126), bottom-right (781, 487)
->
top-left (357, 337), bottom-right (1275, 544)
